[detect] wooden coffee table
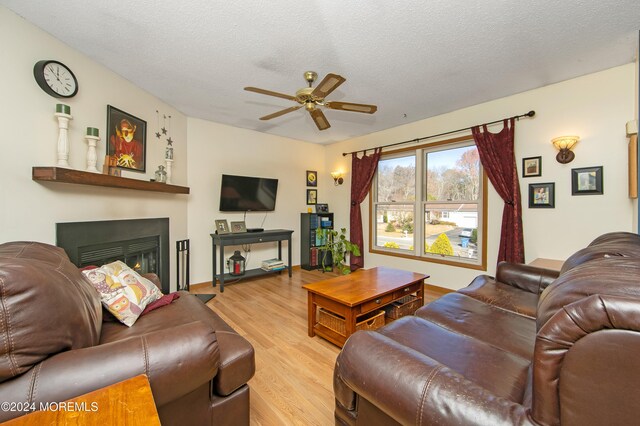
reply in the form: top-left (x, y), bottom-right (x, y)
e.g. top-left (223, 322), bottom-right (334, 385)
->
top-left (303, 267), bottom-right (429, 347)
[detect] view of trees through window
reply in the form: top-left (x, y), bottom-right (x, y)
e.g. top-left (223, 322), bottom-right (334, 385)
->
top-left (373, 142), bottom-right (482, 263)
top-left (376, 156), bottom-right (415, 250)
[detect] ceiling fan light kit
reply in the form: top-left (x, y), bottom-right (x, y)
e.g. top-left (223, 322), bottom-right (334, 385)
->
top-left (244, 71), bottom-right (377, 131)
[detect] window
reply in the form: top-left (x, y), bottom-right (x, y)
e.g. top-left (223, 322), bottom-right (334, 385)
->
top-left (371, 137), bottom-right (486, 269)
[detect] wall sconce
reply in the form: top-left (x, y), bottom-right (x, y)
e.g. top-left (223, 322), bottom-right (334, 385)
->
top-left (331, 171), bottom-right (344, 186)
top-left (551, 135), bottom-right (580, 164)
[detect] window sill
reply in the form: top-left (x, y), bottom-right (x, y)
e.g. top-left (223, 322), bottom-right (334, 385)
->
top-left (370, 247), bottom-right (487, 271)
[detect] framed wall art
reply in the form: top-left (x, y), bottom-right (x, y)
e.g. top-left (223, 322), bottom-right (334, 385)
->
top-left (522, 156), bottom-right (542, 177)
top-left (107, 105), bottom-right (147, 172)
top-left (572, 166), bottom-right (603, 195)
top-left (306, 170), bottom-right (318, 187)
top-left (315, 203), bottom-right (329, 213)
top-left (528, 182), bottom-right (555, 208)
top-left (307, 189), bottom-right (317, 205)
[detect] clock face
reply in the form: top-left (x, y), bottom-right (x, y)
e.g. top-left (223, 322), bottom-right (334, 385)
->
top-left (33, 60), bottom-right (79, 98)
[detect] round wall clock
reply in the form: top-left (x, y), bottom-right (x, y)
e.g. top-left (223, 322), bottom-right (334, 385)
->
top-left (33, 60), bottom-right (79, 98)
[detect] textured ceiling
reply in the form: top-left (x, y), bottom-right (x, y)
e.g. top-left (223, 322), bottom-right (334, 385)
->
top-left (2, 1), bottom-right (639, 144)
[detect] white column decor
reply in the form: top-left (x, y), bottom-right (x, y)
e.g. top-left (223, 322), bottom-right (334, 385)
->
top-left (165, 159), bottom-right (173, 184)
top-left (84, 127), bottom-right (100, 172)
top-left (54, 104), bottom-right (72, 167)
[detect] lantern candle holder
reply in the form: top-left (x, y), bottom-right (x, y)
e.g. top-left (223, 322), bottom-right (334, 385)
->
top-left (227, 250), bottom-right (246, 276)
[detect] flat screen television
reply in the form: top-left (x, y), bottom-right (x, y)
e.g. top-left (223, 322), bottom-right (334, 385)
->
top-left (219, 174), bottom-right (278, 212)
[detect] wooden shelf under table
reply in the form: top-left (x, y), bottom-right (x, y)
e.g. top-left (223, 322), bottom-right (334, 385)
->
top-left (32, 167), bottom-right (190, 194)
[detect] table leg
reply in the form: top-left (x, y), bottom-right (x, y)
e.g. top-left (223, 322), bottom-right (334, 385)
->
top-left (212, 241), bottom-right (217, 288)
top-left (287, 236), bottom-right (292, 277)
top-left (219, 243), bottom-right (226, 292)
top-left (307, 293), bottom-right (316, 337)
top-left (417, 279), bottom-right (425, 307)
top-left (344, 308), bottom-right (356, 343)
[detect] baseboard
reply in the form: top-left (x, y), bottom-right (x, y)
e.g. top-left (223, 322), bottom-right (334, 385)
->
top-left (189, 265), bottom-right (302, 288)
top-left (424, 284), bottom-right (454, 298)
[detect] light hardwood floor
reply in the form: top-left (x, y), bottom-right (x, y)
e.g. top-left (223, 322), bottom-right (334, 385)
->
top-left (190, 269), bottom-right (447, 426)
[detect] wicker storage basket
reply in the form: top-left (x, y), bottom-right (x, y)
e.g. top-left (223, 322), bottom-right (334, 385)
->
top-left (384, 295), bottom-right (422, 321)
top-left (318, 308), bottom-right (385, 336)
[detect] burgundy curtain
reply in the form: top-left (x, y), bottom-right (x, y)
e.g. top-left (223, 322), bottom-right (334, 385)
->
top-left (349, 148), bottom-right (382, 270)
top-left (471, 118), bottom-right (525, 264)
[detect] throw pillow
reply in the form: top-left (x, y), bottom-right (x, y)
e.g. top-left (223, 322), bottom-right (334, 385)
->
top-left (82, 261), bottom-right (163, 326)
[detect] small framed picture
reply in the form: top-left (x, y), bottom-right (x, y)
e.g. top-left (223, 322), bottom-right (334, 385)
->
top-left (529, 183), bottom-right (555, 208)
top-left (215, 219), bottom-right (230, 234)
top-left (107, 105), bottom-right (147, 173)
top-left (307, 189), bottom-right (317, 205)
top-left (306, 170), bottom-right (318, 187)
top-left (572, 166), bottom-right (603, 195)
top-left (315, 203), bottom-right (329, 213)
top-left (230, 221), bottom-right (247, 233)
top-left (522, 156), bottom-right (542, 177)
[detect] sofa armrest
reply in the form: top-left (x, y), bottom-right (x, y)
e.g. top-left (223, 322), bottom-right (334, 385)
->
top-left (496, 261), bottom-right (559, 294)
top-left (0, 321), bottom-right (219, 411)
top-left (335, 331), bottom-right (532, 426)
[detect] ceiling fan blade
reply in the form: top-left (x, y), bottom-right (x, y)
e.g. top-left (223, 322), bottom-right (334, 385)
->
top-left (310, 109), bottom-right (331, 131)
top-left (259, 105), bottom-right (303, 120)
top-left (311, 73), bottom-right (346, 98)
top-left (244, 86), bottom-right (296, 101)
top-left (325, 101), bottom-right (377, 114)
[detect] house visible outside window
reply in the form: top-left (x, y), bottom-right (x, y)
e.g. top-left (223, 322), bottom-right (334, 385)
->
top-left (371, 137), bottom-right (487, 270)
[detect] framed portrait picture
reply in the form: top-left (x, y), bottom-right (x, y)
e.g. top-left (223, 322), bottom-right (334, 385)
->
top-left (306, 170), bottom-right (318, 187)
top-left (307, 189), bottom-right (317, 205)
top-left (572, 166), bottom-right (603, 195)
top-left (522, 156), bottom-right (542, 177)
top-left (529, 182), bottom-right (555, 208)
top-left (107, 105), bottom-right (147, 173)
top-left (315, 203), bottom-right (329, 213)
top-left (215, 219), bottom-right (230, 235)
top-left (230, 221), bottom-right (247, 233)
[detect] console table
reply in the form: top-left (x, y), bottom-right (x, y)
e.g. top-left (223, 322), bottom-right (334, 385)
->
top-left (211, 229), bottom-right (293, 292)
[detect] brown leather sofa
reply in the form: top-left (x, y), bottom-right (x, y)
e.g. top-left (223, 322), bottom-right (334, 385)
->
top-left (334, 232), bottom-right (640, 425)
top-left (0, 241), bottom-right (255, 425)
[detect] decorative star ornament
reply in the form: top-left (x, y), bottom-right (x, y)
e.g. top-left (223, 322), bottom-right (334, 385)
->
top-left (155, 131), bottom-right (161, 139)
top-left (161, 127), bottom-right (167, 135)
top-left (166, 137), bottom-right (173, 145)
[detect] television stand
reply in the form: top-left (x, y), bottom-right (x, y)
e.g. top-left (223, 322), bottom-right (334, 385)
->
top-left (210, 229), bottom-right (293, 292)
top-left (246, 228), bottom-right (264, 233)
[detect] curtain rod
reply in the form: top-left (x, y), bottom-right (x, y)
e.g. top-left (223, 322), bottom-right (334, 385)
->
top-left (342, 110), bottom-right (535, 157)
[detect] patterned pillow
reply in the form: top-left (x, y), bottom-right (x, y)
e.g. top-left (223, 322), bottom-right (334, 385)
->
top-left (82, 261), bottom-right (163, 326)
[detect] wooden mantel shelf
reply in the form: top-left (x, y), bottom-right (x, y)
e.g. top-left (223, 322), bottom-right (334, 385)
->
top-left (32, 167), bottom-right (190, 194)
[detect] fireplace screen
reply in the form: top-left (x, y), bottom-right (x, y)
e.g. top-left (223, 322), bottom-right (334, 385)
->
top-left (57, 218), bottom-right (169, 294)
top-left (78, 237), bottom-right (159, 276)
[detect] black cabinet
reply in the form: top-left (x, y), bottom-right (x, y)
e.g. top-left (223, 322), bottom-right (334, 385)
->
top-left (300, 213), bottom-right (334, 270)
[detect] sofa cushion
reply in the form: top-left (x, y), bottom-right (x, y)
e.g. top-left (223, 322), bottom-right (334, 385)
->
top-left (377, 316), bottom-right (531, 403)
top-left (458, 275), bottom-right (539, 318)
top-left (100, 291), bottom-right (255, 396)
top-left (0, 242), bottom-right (102, 383)
top-left (588, 231), bottom-right (640, 247)
top-left (559, 242), bottom-right (640, 275)
top-left (537, 257), bottom-right (640, 330)
top-left (415, 293), bottom-right (536, 359)
top-left (82, 261), bottom-right (163, 326)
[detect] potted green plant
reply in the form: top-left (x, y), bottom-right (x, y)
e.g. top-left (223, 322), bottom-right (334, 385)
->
top-left (315, 227), bottom-right (361, 274)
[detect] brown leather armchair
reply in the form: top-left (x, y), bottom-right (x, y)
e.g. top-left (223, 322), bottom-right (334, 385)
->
top-left (334, 232), bottom-right (640, 425)
top-left (0, 241), bottom-right (255, 425)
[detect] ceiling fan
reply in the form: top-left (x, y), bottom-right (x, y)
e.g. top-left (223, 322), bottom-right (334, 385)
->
top-left (244, 71), bottom-right (377, 131)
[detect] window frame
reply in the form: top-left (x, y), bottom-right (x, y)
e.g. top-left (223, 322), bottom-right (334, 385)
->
top-left (369, 135), bottom-right (488, 271)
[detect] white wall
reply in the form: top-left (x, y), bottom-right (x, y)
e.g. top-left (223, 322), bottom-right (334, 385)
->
top-left (324, 64), bottom-right (636, 290)
top-left (0, 8), bottom-right (188, 291)
top-left (187, 118), bottom-right (327, 284)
